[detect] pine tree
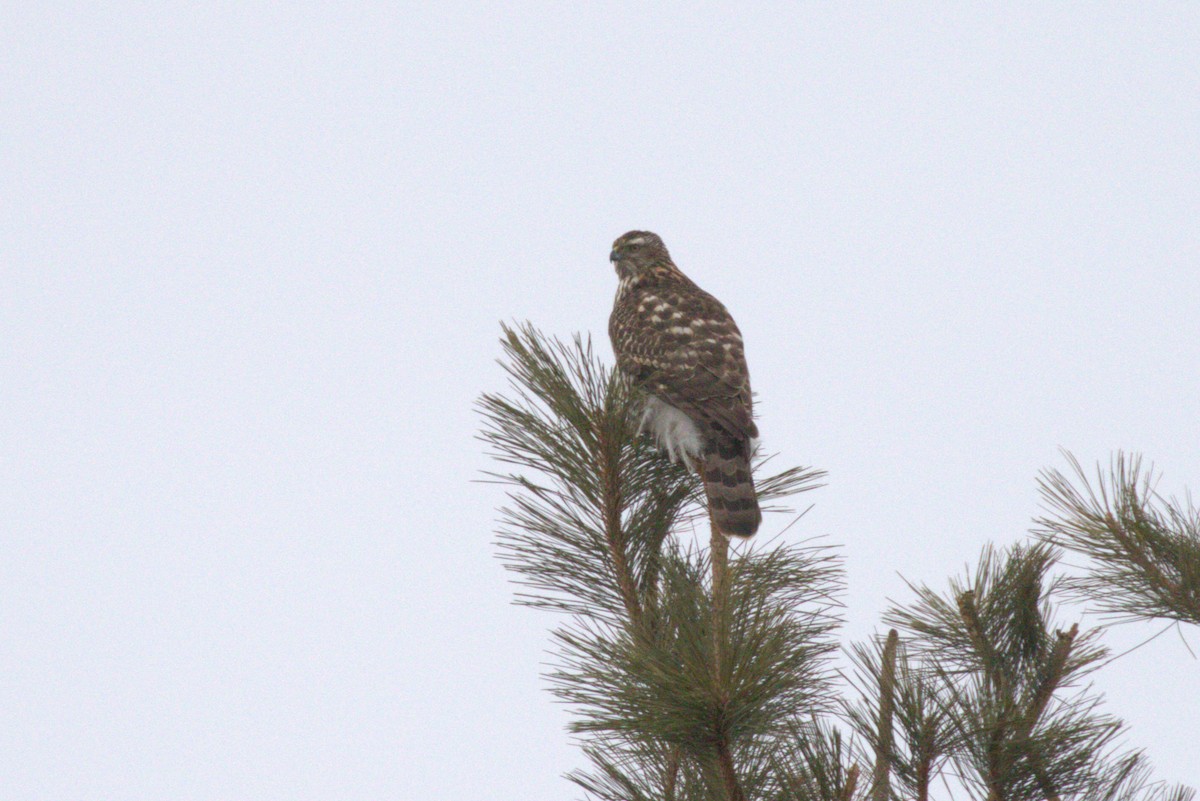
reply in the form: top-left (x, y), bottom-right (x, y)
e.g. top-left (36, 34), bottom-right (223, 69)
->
top-left (478, 323), bottom-right (1195, 801)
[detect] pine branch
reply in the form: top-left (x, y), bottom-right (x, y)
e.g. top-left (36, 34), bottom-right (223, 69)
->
top-left (716, 739), bottom-right (747, 801)
top-left (664, 747), bottom-right (681, 801)
top-left (705, 485), bottom-right (744, 801)
top-left (479, 323), bottom-right (695, 627)
top-left (879, 543), bottom-right (1155, 801)
top-left (869, 630), bottom-right (899, 801)
top-left (480, 323), bottom-right (838, 800)
top-left (553, 539), bottom-right (842, 751)
top-left (845, 635), bottom-right (953, 801)
top-left (764, 719), bottom-right (862, 801)
top-left (1036, 451), bottom-right (1200, 627)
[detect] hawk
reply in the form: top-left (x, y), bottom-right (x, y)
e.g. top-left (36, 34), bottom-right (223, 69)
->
top-left (608, 230), bottom-right (761, 537)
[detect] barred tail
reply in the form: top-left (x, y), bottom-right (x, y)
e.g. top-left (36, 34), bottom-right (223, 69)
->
top-left (702, 437), bottom-right (761, 538)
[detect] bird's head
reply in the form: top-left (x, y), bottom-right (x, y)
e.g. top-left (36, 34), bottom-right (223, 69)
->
top-left (609, 231), bottom-right (670, 279)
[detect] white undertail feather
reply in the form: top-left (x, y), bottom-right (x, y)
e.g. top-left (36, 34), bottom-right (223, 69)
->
top-left (639, 396), bottom-right (704, 467)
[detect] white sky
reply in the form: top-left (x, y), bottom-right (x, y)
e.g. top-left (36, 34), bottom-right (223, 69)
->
top-left (4, 3), bottom-right (1199, 799)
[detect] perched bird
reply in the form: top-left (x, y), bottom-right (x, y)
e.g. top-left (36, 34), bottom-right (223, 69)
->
top-left (607, 230), bottom-right (761, 537)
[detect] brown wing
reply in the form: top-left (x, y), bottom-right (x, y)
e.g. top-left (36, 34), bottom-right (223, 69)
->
top-left (610, 280), bottom-right (756, 448)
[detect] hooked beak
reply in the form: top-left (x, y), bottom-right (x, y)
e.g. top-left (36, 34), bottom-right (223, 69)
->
top-left (609, 249), bottom-right (618, 262)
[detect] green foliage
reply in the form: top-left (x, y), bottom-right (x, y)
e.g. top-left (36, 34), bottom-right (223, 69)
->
top-left (553, 541), bottom-right (841, 748)
top-left (846, 633), bottom-right (953, 801)
top-left (891, 545), bottom-right (1117, 801)
top-left (847, 542), bottom-right (1192, 801)
top-left (1036, 452), bottom-right (1200, 627)
top-left (478, 323), bottom-right (844, 800)
top-left (479, 323), bottom-right (1195, 801)
top-left (478, 322), bottom-right (821, 626)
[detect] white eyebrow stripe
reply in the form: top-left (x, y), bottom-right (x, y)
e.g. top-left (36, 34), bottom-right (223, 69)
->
top-left (626, 237), bottom-right (646, 245)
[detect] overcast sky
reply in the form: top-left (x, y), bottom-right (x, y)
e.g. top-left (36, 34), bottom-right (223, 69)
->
top-left (4, 3), bottom-right (1199, 799)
